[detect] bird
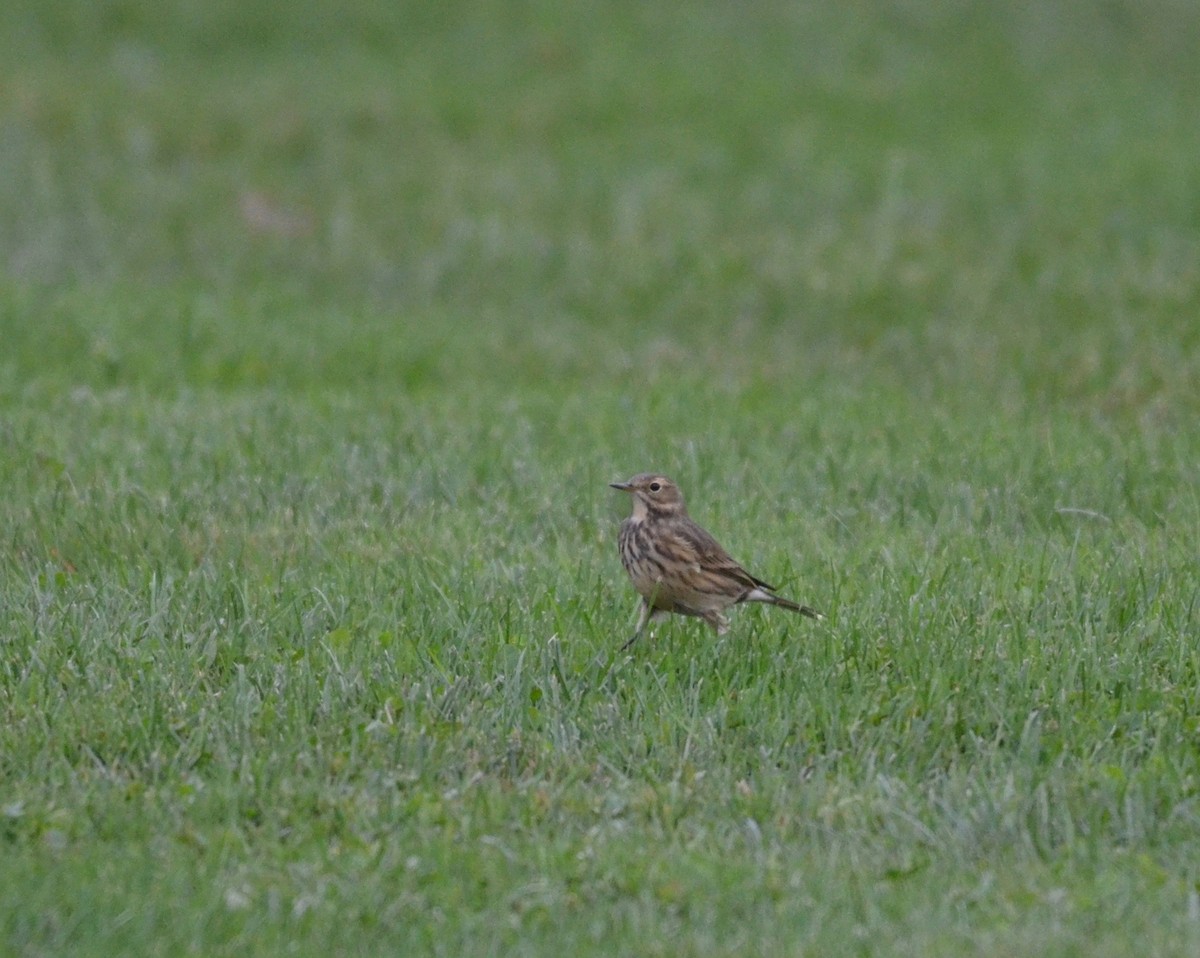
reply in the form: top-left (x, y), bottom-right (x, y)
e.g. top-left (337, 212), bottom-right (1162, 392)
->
top-left (609, 472), bottom-right (821, 650)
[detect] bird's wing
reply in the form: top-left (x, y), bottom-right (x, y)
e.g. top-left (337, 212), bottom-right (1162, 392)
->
top-left (669, 519), bottom-right (775, 592)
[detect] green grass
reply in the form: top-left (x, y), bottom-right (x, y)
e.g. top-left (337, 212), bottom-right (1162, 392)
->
top-left (3, 0), bottom-right (1200, 954)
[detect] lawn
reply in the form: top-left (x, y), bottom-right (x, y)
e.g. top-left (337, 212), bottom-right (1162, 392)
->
top-left (2, 0), bottom-right (1200, 954)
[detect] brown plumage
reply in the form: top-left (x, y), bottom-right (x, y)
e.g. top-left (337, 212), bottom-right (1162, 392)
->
top-left (610, 473), bottom-right (821, 650)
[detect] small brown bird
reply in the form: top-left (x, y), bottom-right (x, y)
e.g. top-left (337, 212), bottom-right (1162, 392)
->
top-left (610, 473), bottom-right (821, 650)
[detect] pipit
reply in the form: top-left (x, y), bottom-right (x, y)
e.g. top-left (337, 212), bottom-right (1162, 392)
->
top-left (610, 473), bottom-right (821, 650)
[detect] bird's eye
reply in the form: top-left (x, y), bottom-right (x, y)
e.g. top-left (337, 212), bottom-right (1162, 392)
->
top-left (649, 482), bottom-right (662, 492)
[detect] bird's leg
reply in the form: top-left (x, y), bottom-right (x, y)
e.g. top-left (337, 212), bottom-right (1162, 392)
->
top-left (701, 610), bottom-right (731, 635)
top-left (621, 599), bottom-right (653, 651)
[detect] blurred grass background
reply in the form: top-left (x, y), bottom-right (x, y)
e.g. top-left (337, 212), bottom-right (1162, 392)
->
top-left (4, 0), bottom-right (1197, 403)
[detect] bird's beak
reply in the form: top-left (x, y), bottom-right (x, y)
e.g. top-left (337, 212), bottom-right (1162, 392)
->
top-left (609, 481), bottom-right (632, 491)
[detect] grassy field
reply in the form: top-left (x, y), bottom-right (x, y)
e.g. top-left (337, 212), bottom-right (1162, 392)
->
top-left (3, 0), bottom-right (1200, 954)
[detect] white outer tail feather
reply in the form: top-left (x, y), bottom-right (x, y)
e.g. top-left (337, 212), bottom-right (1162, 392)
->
top-left (744, 588), bottom-right (779, 604)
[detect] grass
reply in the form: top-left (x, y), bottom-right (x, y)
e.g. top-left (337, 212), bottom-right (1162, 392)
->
top-left (3, 0), bottom-right (1200, 954)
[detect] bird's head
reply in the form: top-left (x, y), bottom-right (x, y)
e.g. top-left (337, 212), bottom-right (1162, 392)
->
top-left (609, 473), bottom-right (686, 519)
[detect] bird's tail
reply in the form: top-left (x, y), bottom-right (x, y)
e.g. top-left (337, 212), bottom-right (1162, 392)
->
top-left (744, 587), bottom-right (823, 620)
top-left (773, 595), bottom-right (823, 620)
